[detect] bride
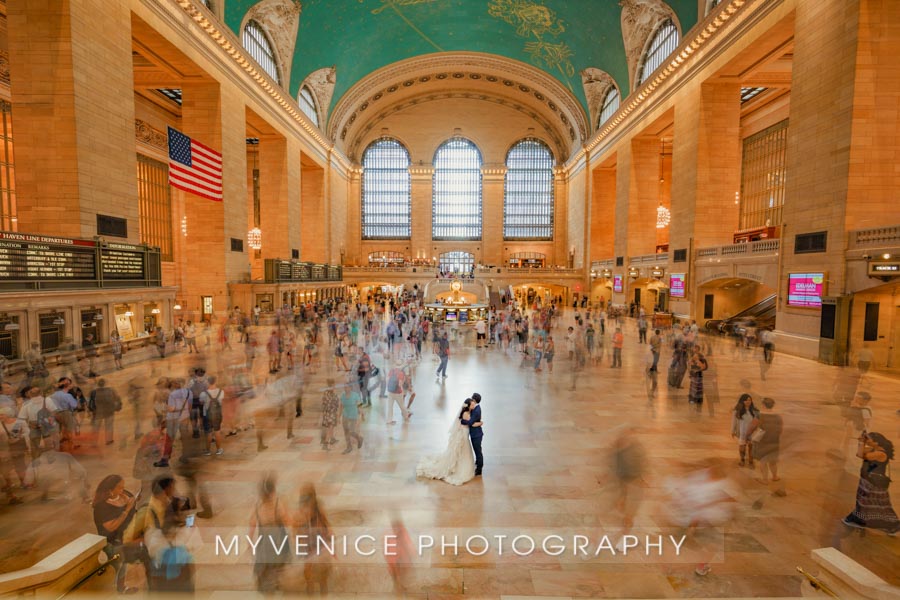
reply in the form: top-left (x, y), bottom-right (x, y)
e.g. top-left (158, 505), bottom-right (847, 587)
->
top-left (416, 399), bottom-right (476, 486)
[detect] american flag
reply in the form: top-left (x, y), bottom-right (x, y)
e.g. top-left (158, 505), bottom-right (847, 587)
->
top-left (167, 126), bottom-right (223, 202)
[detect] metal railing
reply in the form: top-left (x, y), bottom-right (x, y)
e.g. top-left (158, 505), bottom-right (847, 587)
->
top-left (696, 238), bottom-right (780, 258)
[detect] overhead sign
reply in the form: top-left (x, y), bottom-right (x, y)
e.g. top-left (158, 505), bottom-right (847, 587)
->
top-left (264, 259), bottom-right (343, 283)
top-left (0, 231), bottom-right (160, 290)
top-left (868, 262), bottom-right (900, 276)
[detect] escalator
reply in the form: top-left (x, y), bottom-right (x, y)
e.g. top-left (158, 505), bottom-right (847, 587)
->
top-left (488, 290), bottom-right (502, 309)
top-left (705, 294), bottom-right (776, 333)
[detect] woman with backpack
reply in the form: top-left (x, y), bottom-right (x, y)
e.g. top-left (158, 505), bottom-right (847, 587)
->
top-left (201, 376), bottom-right (224, 456)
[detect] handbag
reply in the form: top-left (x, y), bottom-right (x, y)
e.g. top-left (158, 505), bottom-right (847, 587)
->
top-left (750, 427), bottom-right (766, 443)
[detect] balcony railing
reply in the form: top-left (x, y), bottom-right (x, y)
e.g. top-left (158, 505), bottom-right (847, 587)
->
top-left (696, 238), bottom-right (780, 258)
top-left (849, 225), bottom-right (900, 249)
top-left (629, 253), bottom-right (668, 265)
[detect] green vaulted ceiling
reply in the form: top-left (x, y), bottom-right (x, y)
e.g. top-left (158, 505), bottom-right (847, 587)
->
top-left (225, 0), bottom-right (699, 115)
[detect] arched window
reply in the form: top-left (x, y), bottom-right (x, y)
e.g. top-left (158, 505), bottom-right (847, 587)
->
top-left (242, 20), bottom-right (280, 85)
top-left (598, 86), bottom-right (620, 126)
top-left (439, 251), bottom-right (474, 274)
top-left (503, 138), bottom-right (554, 240)
top-left (299, 86), bottom-right (319, 127)
top-left (637, 19), bottom-right (679, 85)
top-left (362, 138), bottom-right (411, 239)
top-left (432, 138), bottom-right (482, 240)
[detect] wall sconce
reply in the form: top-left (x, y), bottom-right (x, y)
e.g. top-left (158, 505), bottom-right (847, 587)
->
top-left (52, 313), bottom-right (65, 325)
top-left (151, 308), bottom-right (161, 314)
top-left (174, 302), bottom-right (182, 311)
top-left (248, 227), bottom-right (262, 251)
top-left (181, 215), bottom-right (188, 237)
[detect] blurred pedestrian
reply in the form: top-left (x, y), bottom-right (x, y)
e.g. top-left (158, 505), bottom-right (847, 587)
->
top-left (731, 394), bottom-right (760, 468)
top-left (842, 432), bottom-right (899, 535)
top-left (250, 473), bottom-right (291, 592)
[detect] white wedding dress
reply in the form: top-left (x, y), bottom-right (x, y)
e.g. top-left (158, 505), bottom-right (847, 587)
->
top-left (416, 420), bottom-right (476, 486)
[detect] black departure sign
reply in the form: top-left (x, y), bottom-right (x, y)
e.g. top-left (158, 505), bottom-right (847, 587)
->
top-left (0, 231), bottom-right (161, 290)
top-left (264, 259), bottom-right (342, 283)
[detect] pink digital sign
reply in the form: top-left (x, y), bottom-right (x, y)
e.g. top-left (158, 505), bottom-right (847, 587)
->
top-left (669, 273), bottom-right (686, 298)
top-left (613, 275), bottom-right (623, 293)
top-left (787, 273), bottom-right (825, 308)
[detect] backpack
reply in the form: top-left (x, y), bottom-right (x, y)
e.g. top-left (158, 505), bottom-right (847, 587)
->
top-left (206, 390), bottom-right (223, 424)
top-left (190, 379), bottom-right (208, 408)
top-left (36, 398), bottom-right (57, 438)
top-left (387, 369), bottom-right (403, 393)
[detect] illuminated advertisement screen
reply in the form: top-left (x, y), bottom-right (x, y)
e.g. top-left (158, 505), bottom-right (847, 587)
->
top-left (787, 273), bottom-right (825, 308)
top-left (669, 273), bottom-right (686, 298)
top-left (613, 275), bottom-right (623, 293)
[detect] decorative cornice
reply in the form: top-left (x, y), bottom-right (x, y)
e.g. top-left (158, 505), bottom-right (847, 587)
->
top-left (579, 0), bottom-right (749, 162)
top-left (171, 0), bottom-right (350, 171)
top-left (330, 52), bottom-right (588, 158)
top-left (347, 90), bottom-right (567, 162)
top-left (135, 118), bottom-right (168, 152)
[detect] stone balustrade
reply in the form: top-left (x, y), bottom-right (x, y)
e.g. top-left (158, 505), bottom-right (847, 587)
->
top-left (696, 238), bottom-right (780, 258)
top-left (849, 224), bottom-right (900, 249)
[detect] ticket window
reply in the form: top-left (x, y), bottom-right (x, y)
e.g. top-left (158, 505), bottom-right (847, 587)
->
top-left (81, 309), bottom-right (101, 344)
top-left (0, 315), bottom-right (21, 359)
top-left (144, 305), bottom-right (159, 334)
top-left (257, 295), bottom-right (273, 312)
top-left (39, 313), bottom-right (65, 352)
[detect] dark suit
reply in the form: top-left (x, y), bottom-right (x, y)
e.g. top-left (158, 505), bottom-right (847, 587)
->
top-left (462, 403), bottom-right (483, 474)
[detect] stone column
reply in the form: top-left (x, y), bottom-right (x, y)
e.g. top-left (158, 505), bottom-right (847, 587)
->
top-left (180, 81), bottom-right (248, 316)
top-left (777, 0), bottom-right (863, 355)
top-left (481, 167), bottom-right (505, 265)
top-left (670, 81), bottom-right (741, 252)
top-left (627, 137), bottom-right (660, 259)
top-left (257, 133), bottom-right (299, 262)
top-left (8, 0), bottom-right (139, 240)
top-left (410, 166), bottom-right (434, 264)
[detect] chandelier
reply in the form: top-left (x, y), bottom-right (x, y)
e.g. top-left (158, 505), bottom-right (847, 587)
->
top-left (656, 204), bottom-right (671, 228)
top-left (247, 227), bottom-right (262, 251)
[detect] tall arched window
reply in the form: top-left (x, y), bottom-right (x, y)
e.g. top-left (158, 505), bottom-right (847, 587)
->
top-left (299, 86), bottom-right (319, 127)
top-left (598, 86), bottom-right (620, 126)
top-left (242, 20), bottom-right (280, 85)
top-left (362, 138), bottom-right (411, 239)
top-left (432, 138), bottom-right (482, 240)
top-left (637, 19), bottom-right (679, 85)
top-left (504, 138), bottom-right (554, 240)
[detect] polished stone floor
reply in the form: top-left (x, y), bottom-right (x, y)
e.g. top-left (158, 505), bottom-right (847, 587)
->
top-left (2, 313), bottom-right (899, 598)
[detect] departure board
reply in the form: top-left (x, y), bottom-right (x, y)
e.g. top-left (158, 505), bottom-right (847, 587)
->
top-left (0, 233), bottom-right (96, 281)
top-left (264, 259), bottom-right (342, 283)
top-left (0, 231), bottom-right (160, 289)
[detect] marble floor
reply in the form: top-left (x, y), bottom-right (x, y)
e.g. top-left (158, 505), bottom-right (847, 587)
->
top-left (1, 314), bottom-right (899, 598)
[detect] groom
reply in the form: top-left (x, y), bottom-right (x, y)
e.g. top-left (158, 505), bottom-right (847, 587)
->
top-left (462, 392), bottom-right (484, 476)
